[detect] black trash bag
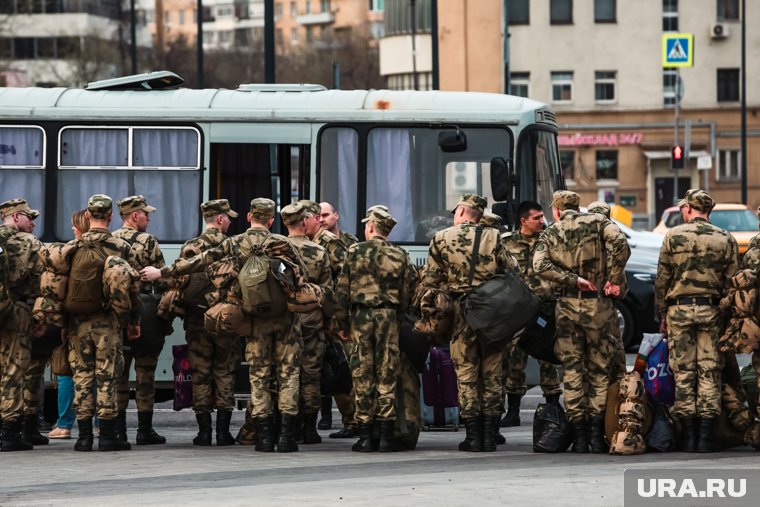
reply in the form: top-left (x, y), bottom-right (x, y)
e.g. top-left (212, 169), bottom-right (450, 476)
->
top-left (518, 298), bottom-right (561, 365)
top-left (127, 293), bottom-right (169, 357)
top-left (399, 314), bottom-right (431, 374)
top-left (321, 341), bottom-right (352, 396)
top-left (533, 402), bottom-right (573, 453)
top-left (645, 400), bottom-right (676, 452)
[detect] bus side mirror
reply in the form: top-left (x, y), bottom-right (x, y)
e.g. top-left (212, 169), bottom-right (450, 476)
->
top-left (438, 130), bottom-right (467, 152)
top-left (490, 157), bottom-right (510, 202)
top-left (493, 202), bottom-right (514, 231)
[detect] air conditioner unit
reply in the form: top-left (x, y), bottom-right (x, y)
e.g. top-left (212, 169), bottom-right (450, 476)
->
top-left (711, 23), bottom-right (729, 39)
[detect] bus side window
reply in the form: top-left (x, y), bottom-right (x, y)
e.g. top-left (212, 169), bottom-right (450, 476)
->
top-left (0, 126), bottom-right (46, 236)
top-left (319, 127), bottom-right (359, 236)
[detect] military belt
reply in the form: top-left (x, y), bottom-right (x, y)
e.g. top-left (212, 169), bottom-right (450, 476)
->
top-left (561, 290), bottom-right (601, 299)
top-left (673, 296), bottom-right (719, 306)
top-left (350, 303), bottom-right (396, 311)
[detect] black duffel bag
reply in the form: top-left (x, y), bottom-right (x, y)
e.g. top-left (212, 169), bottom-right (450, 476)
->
top-left (517, 297), bottom-right (561, 364)
top-left (321, 340), bottom-right (352, 396)
top-left (399, 314), bottom-right (431, 374)
top-left (125, 293), bottom-right (169, 357)
top-left (32, 325), bottom-right (64, 359)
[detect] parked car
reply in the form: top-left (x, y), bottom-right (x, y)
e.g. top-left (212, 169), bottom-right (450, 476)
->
top-left (653, 203), bottom-right (759, 255)
top-left (615, 254), bottom-right (659, 351)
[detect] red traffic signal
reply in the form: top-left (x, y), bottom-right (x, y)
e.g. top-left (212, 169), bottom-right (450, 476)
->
top-left (671, 145), bottom-right (685, 169)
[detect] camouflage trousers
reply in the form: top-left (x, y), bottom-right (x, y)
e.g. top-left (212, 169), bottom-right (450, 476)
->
top-left (554, 297), bottom-right (614, 422)
top-left (502, 340), bottom-right (561, 397)
top-left (23, 355), bottom-right (48, 416)
top-left (0, 302), bottom-right (32, 420)
top-left (186, 319), bottom-right (240, 414)
top-left (450, 304), bottom-right (503, 419)
top-left (68, 312), bottom-right (124, 420)
top-left (247, 313), bottom-right (302, 418)
top-left (348, 307), bottom-right (400, 423)
top-left (117, 345), bottom-right (160, 412)
top-left (300, 326), bottom-right (326, 414)
top-left (666, 304), bottom-right (723, 419)
top-left (600, 298), bottom-right (627, 383)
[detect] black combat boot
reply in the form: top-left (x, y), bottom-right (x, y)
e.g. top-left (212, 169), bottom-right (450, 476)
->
top-left (588, 417), bottom-right (607, 454)
top-left (545, 393), bottom-right (561, 406)
top-left (330, 425), bottom-right (359, 438)
top-left (216, 410), bottom-right (236, 446)
top-left (302, 412), bottom-right (322, 444)
top-left (277, 414), bottom-right (299, 453)
top-left (697, 418), bottom-right (716, 453)
top-left (1, 418), bottom-right (33, 452)
top-left (483, 415), bottom-right (500, 452)
top-left (136, 411), bottom-right (166, 445)
top-left (98, 418), bottom-right (131, 451)
top-left (318, 396), bottom-right (333, 430)
top-left (458, 416), bottom-right (484, 452)
top-left (115, 410), bottom-right (128, 442)
top-left (255, 416), bottom-right (275, 452)
top-left (193, 412), bottom-right (212, 446)
top-left (378, 420), bottom-right (400, 452)
top-left (22, 413), bottom-right (49, 446)
top-left (678, 416), bottom-right (698, 452)
top-left (74, 418), bottom-right (94, 452)
top-left (351, 423), bottom-right (376, 452)
top-left (500, 394), bottom-right (522, 427)
top-left (571, 419), bottom-right (589, 453)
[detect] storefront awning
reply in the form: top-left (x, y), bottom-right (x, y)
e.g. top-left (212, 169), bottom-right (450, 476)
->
top-left (643, 150), bottom-right (709, 160)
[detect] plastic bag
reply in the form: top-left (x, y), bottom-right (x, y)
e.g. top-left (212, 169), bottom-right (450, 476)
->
top-left (172, 344), bottom-right (193, 411)
top-left (645, 401), bottom-right (675, 452)
top-left (532, 402), bottom-right (573, 453)
top-left (643, 336), bottom-right (675, 406)
top-left (321, 341), bottom-right (352, 396)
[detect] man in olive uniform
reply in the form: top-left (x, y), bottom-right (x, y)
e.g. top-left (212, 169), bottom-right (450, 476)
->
top-left (177, 199), bottom-right (239, 446)
top-left (320, 201), bottom-right (359, 250)
top-left (533, 190), bottom-right (629, 453)
top-left (0, 199), bottom-right (44, 452)
top-left (741, 205), bottom-right (760, 416)
top-left (336, 207), bottom-right (414, 452)
top-left (655, 189), bottom-right (738, 452)
top-left (141, 198), bottom-right (307, 453)
top-left (113, 195), bottom-right (167, 446)
top-left (422, 194), bottom-right (517, 452)
top-left (282, 201), bottom-right (333, 444)
top-left (500, 201), bottom-right (562, 427)
top-left (67, 194), bottom-right (141, 452)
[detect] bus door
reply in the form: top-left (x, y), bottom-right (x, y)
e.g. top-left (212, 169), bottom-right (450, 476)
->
top-left (208, 123), bottom-right (311, 236)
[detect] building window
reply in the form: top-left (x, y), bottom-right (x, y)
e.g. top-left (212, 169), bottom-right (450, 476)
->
top-left (179, 10), bottom-right (185, 24)
top-left (594, 0), bottom-right (615, 22)
top-left (560, 150), bottom-right (575, 181)
top-left (321, 0), bottom-right (330, 12)
top-left (164, 10), bottom-right (170, 24)
top-left (596, 150), bottom-right (618, 180)
top-left (275, 2), bottom-right (283, 16)
top-left (305, 0), bottom-right (311, 13)
top-left (306, 26), bottom-right (313, 42)
top-left (717, 68), bottom-right (739, 102)
top-left (290, 1), bottom-right (297, 16)
top-left (663, 0), bottom-right (678, 31)
top-left (717, 150), bottom-right (740, 180)
top-left (550, 0), bottom-right (572, 24)
top-left (551, 71), bottom-right (573, 102)
top-left (508, 0), bottom-right (529, 25)
top-left (717, 0), bottom-right (739, 21)
top-left (369, 0), bottom-right (384, 12)
top-left (276, 28), bottom-right (283, 45)
top-left (509, 72), bottom-right (529, 98)
top-left (291, 27), bottom-right (298, 42)
top-left (663, 68), bottom-right (678, 106)
top-left (218, 31), bottom-right (232, 44)
top-left (595, 70), bottom-right (616, 102)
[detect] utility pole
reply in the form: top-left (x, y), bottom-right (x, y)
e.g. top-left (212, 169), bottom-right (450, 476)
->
top-left (672, 70), bottom-right (680, 205)
top-left (264, 0), bottom-right (275, 84)
top-left (410, 0), bottom-right (418, 91)
top-left (741, 0), bottom-right (747, 204)
top-left (130, 0), bottom-right (137, 74)
top-left (502, 0), bottom-right (509, 94)
top-left (197, 0), bottom-right (204, 88)
top-left (431, 0), bottom-right (439, 90)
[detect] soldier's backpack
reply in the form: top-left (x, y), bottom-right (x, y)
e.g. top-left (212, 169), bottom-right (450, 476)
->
top-left (238, 236), bottom-right (288, 318)
top-left (0, 230), bottom-right (12, 324)
top-left (63, 241), bottom-right (108, 315)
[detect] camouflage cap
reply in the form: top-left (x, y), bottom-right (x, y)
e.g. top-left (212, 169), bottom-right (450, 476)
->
top-left (201, 199), bottom-right (238, 219)
top-left (281, 202), bottom-right (308, 225)
top-left (587, 200), bottom-right (611, 218)
top-left (480, 210), bottom-right (503, 228)
top-left (451, 193), bottom-right (487, 214)
top-left (116, 195), bottom-right (156, 215)
top-left (0, 198), bottom-right (40, 219)
top-left (551, 190), bottom-right (580, 211)
top-left (250, 197), bottom-right (276, 219)
top-left (87, 194), bottom-right (113, 219)
top-left (365, 204), bottom-right (390, 217)
top-left (297, 199), bottom-right (321, 217)
top-left (675, 188), bottom-right (715, 212)
top-left (361, 206), bottom-right (397, 234)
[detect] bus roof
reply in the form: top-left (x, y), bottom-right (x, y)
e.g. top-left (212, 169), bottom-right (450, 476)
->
top-left (0, 86), bottom-right (551, 124)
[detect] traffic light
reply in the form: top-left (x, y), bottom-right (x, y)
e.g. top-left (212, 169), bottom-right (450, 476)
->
top-left (671, 145), bottom-right (685, 169)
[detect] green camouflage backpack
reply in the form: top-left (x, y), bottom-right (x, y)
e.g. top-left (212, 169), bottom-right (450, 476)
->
top-left (63, 240), bottom-right (108, 315)
top-left (238, 236), bottom-right (287, 318)
top-left (0, 231), bottom-right (11, 323)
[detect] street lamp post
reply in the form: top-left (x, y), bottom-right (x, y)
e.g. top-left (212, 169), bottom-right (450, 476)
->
top-left (741, 0), bottom-right (747, 204)
top-left (197, 0), bottom-right (204, 88)
top-left (130, 0), bottom-right (137, 74)
top-left (410, 0), bottom-right (418, 91)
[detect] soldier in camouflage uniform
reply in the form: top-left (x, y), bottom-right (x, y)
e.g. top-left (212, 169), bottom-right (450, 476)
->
top-left (587, 200), bottom-right (629, 383)
top-left (655, 189), bottom-right (738, 452)
top-left (533, 190), bottom-right (629, 453)
top-left (741, 204), bottom-right (760, 416)
top-left (499, 201), bottom-right (562, 428)
top-left (317, 201), bottom-right (360, 437)
top-left (177, 199), bottom-right (240, 446)
top-left (67, 194), bottom-right (141, 452)
top-left (142, 198), bottom-right (307, 453)
top-left (0, 199), bottom-right (44, 452)
top-left (282, 201), bottom-right (333, 444)
top-left (336, 207), bottom-right (414, 452)
top-left (422, 194), bottom-right (517, 452)
top-left (113, 195), bottom-right (167, 446)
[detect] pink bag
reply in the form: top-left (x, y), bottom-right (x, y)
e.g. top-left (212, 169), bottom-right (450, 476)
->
top-left (172, 344), bottom-right (193, 411)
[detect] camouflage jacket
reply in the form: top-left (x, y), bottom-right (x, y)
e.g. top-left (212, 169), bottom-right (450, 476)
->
top-left (422, 222), bottom-right (517, 294)
top-left (0, 224), bottom-right (44, 302)
top-left (289, 234), bottom-right (333, 330)
top-left (313, 228), bottom-right (348, 283)
top-left (113, 225), bottom-right (166, 294)
top-left (339, 230), bottom-right (359, 248)
top-left (72, 228), bottom-right (142, 325)
top-left (742, 232), bottom-right (760, 270)
top-left (335, 237), bottom-right (415, 330)
top-left (533, 210), bottom-right (629, 293)
top-left (655, 217), bottom-right (739, 317)
top-left (103, 255), bottom-right (141, 322)
top-left (501, 230), bottom-right (553, 297)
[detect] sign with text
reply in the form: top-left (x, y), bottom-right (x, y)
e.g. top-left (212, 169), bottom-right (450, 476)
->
top-left (624, 469), bottom-right (760, 506)
top-left (558, 132), bottom-right (643, 147)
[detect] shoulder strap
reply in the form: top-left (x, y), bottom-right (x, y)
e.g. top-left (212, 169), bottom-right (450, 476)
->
top-left (126, 230), bottom-right (141, 246)
top-left (467, 225), bottom-right (483, 288)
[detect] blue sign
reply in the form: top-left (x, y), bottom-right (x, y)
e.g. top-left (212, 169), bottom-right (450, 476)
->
top-left (662, 33), bottom-right (694, 67)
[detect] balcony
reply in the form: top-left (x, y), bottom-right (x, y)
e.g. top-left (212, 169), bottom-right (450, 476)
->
top-left (295, 10), bottom-right (336, 26)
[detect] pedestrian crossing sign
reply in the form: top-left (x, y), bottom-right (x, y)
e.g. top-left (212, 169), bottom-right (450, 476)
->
top-left (662, 33), bottom-right (694, 67)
